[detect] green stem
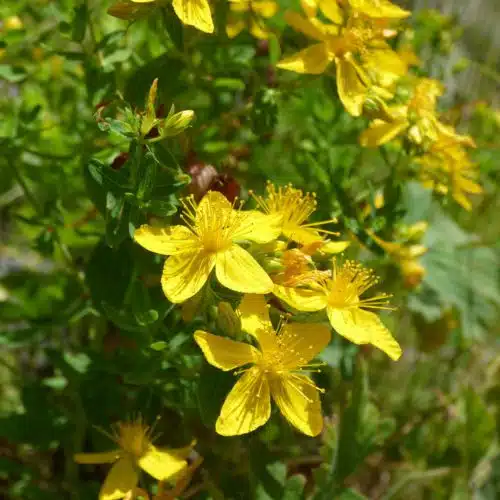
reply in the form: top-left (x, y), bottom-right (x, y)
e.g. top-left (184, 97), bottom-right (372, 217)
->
top-left (6, 156), bottom-right (43, 214)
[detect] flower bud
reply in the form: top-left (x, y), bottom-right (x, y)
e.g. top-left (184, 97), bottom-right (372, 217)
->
top-left (405, 221), bottom-right (428, 242)
top-left (216, 302), bottom-right (241, 338)
top-left (401, 259), bottom-right (426, 288)
top-left (160, 110), bottom-right (195, 137)
top-left (4, 16), bottom-right (23, 31)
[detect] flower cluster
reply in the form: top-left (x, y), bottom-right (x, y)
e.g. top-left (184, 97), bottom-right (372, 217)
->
top-left (133, 182), bottom-right (402, 438)
top-left (277, 0), bottom-right (482, 209)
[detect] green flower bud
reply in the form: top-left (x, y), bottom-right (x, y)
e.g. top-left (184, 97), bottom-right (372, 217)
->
top-left (159, 109), bottom-right (195, 138)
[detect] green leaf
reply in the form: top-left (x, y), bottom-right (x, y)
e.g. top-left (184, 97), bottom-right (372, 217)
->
top-left (150, 341), bottom-right (168, 351)
top-left (197, 363), bottom-right (234, 427)
top-left (161, 6), bottom-right (184, 51)
top-left (86, 239), bottom-right (134, 312)
top-left (214, 78), bottom-right (246, 91)
top-left (136, 151), bottom-right (158, 201)
top-left (72, 3), bottom-right (88, 42)
top-left (0, 64), bottom-right (27, 83)
top-left (87, 158), bottom-right (130, 193)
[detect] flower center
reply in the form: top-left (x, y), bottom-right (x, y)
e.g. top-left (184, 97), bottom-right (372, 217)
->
top-left (327, 259), bottom-right (389, 309)
top-left (180, 194), bottom-right (240, 254)
top-left (115, 421), bottom-right (152, 458)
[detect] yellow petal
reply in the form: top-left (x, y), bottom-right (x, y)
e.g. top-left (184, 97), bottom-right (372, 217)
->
top-left (134, 225), bottom-right (199, 256)
top-left (277, 43), bottom-right (332, 74)
top-left (238, 294), bottom-right (277, 352)
top-left (336, 56), bottom-right (368, 117)
top-left (229, 0), bottom-right (250, 13)
top-left (196, 191), bottom-right (232, 224)
top-left (162, 252), bottom-right (215, 303)
top-left (320, 240), bottom-right (351, 254)
top-left (138, 445), bottom-right (187, 481)
top-left (318, 0), bottom-right (343, 23)
top-left (252, 1), bottom-right (278, 18)
top-left (363, 49), bottom-right (406, 88)
top-left (172, 0), bottom-right (214, 33)
top-left (270, 374), bottom-right (323, 436)
top-left (283, 224), bottom-right (322, 245)
top-left (74, 450), bottom-right (121, 464)
top-left (280, 322), bottom-right (331, 369)
top-left (349, 0), bottom-right (410, 19)
top-left (216, 366), bottom-right (271, 436)
top-left (194, 330), bottom-right (261, 370)
top-left (273, 285), bottom-right (327, 312)
top-left (284, 11), bottom-right (326, 41)
top-left (327, 307), bottom-right (402, 360)
top-left (233, 211), bottom-right (281, 243)
top-left (359, 119), bottom-right (408, 147)
top-left (250, 19), bottom-right (270, 40)
top-left (226, 19), bottom-right (245, 38)
top-left (300, 0), bottom-right (318, 18)
top-left (215, 244), bottom-right (273, 294)
top-left (99, 457), bottom-right (138, 500)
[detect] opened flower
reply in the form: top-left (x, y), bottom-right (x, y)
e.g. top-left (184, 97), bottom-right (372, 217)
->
top-left (226, 0), bottom-right (278, 39)
top-left (277, 2), bottom-right (406, 115)
top-left (134, 191), bottom-right (280, 303)
top-left (195, 294), bottom-right (330, 436)
top-left (251, 182), bottom-right (347, 249)
top-left (417, 137), bottom-right (482, 210)
top-left (122, 0), bottom-right (214, 33)
top-left (274, 259), bottom-right (402, 360)
top-left (74, 418), bottom-right (192, 500)
top-left (360, 78), bottom-right (476, 148)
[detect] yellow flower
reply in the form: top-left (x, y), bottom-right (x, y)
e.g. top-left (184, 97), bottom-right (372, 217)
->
top-left (277, 4), bottom-right (406, 115)
top-left (134, 191), bottom-right (280, 303)
top-left (74, 418), bottom-right (192, 500)
top-left (194, 294), bottom-right (330, 436)
top-left (251, 182), bottom-right (343, 246)
top-left (360, 78), bottom-right (476, 148)
top-left (368, 230), bottom-right (428, 288)
top-left (417, 138), bottom-right (482, 211)
top-left (348, 0), bottom-right (410, 19)
top-left (226, 0), bottom-right (278, 39)
top-left (274, 259), bottom-right (402, 360)
top-left (120, 0), bottom-right (214, 33)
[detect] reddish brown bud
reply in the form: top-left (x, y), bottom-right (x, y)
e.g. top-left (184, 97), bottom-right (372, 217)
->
top-left (111, 152), bottom-right (129, 170)
top-left (209, 174), bottom-right (240, 203)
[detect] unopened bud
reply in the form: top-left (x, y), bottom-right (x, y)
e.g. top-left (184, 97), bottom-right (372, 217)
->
top-left (405, 221), bottom-right (428, 242)
top-left (217, 302), bottom-right (241, 337)
top-left (4, 16), bottom-right (23, 31)
top-left (160, 110), bottom-right (195, 137)
top-left (401, 259), bottom-right (425, 288)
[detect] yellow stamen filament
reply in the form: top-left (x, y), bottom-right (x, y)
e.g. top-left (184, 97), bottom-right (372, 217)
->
top-left (251, 182), bottom-right (337, 238)
top-left (327, 259), bottom-right (393, 310)
top-left (179, 194), bottom-right (256, 253)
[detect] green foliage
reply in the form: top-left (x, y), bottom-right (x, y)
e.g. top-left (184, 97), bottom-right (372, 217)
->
top-left (1, 1), bottom-right (499, 499)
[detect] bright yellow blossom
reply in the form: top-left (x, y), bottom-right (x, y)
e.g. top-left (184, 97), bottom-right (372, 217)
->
top-left (226, 0), bottom-right (278, 39)
top-left (74, 418), bottom-right (192, 500)
top-left (360, 78), bottom-right (476, 147)
top-left (417, 138), bottom-right (482, 210)
top-left (277, 3), bottom-right (406, 115)
top-left (134, 191), bottom-right (280, 303)
top-left (195, 294), bottom-right (330, 436)
top-left (251, 182), bottom-right (344, 247)
top-left (110, 0), bottom-right (214, 33)
top-left (274, 259), bottom-right (402, 360)
top-left (369, 229), bottom-right (428, 288)
top-left (349, 0), bottom-right (410, 19)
